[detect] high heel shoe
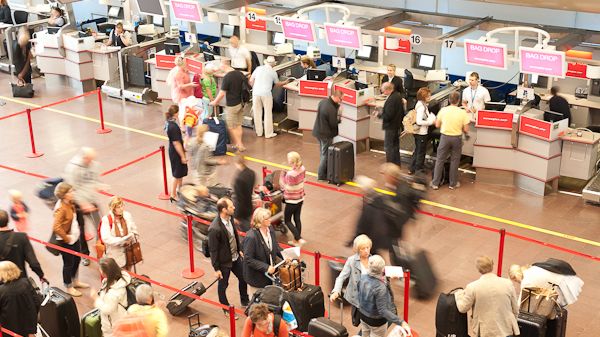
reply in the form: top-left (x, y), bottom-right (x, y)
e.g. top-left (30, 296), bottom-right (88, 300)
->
top-left (169, 197), bottom-right (178, 204)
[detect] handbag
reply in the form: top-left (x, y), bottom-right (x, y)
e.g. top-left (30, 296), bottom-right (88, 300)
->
top-left (125, 236), bottom-right (143, 266)
top-left (11, 81), bottom-right (34, 98)
top-left (520, 287), bottom-right (561, 319)
top-left (46, 231), bottom-right (61, 256)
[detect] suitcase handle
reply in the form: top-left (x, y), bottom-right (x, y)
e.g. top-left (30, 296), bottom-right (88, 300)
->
top-left (327, 292), bottom-right (344, 324)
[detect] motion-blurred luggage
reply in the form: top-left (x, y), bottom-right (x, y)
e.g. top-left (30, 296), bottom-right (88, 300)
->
top-left (435, 288), bottom-right (468, 337)
top-left (327, 141), bottom-right (354, 185)
top-left (308, 297), bottom-right (348, 337)
top-left (188, 313), bottom-right (218, 337)
top-left (245, 285), bottom-right (286, 316)
top-left (203, 116), bottom-right (228, 155)
top-left (517, 311), bottom-right (547, 337)
top-left (391, 244), bottom-right (437, 300)
top-left (285, 284), bottom-right (325, 332)
top-left (39, 287), bottom-right (80, 337)
top-left (81, 308), bottom-right (102, 337)
top-left (546, 308), bottom-right (568, 337)
top-left (167, 278), bottom-right (218, 316)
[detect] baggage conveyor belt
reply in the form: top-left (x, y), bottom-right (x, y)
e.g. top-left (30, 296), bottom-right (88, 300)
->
top-left (582, 171), bottom-right (600, 204)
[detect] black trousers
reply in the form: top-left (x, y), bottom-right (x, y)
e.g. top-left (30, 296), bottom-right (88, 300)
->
top-left (59, 240), bottom-right (81, 287)
top-left (384, 128), bottom-right (401, 166)
top-left (217, 258), bottom-right (249, 309)
top-left (410, 134), bottom-right (428, 172)
top-left (284, 201), bottom-right (303, 241)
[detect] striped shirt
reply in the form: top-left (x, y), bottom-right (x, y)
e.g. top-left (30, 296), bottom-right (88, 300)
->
top-left (280, 166), bottom-right (305, 204)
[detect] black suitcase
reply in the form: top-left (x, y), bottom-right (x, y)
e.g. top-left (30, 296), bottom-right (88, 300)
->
top-left (546, 308), bottom-right (567, 337)
top-left (167, 278), bottom-right (218, 316)
top-left (518, 311), bottom-right (547, 337)
top-left (431, 161), bottom-right (451, 186)
top-left (245, 285), bottom-right (286, 316)
top-left (435, 288), bottom-right (468, 337)
top-left (327, 141), bottom-right (354, 185)
top-left (308, 297), bottom-right (348, 337)
top-left (391, 245), bottom-right (437, 300)
top-left (38, 287), bottom-right (80, 337)
top-left (285, 284), bottom-right (326, 332)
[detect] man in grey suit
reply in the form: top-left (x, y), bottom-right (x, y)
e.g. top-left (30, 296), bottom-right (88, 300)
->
top-left (455, 256), bottom-right (520, 337)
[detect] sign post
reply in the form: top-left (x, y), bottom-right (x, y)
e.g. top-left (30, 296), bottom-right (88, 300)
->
top-left (280, 17), bottom-right (316, 43)
top-left (170, 0), bottom-right (203, 23)
top-left (324, 23), bottom-right (362, 50)
top-left (464, 39), bottom-right (507, 69)
top-left (519, 47), bottom-right (566, 78)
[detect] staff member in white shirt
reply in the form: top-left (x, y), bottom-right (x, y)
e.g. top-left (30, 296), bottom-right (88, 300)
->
top-left (250, 56), bottom-right (290, 139)
top-left (228, 35), bottom-right (251, 71)
top-left (462, 72), bottom-right (490, 114)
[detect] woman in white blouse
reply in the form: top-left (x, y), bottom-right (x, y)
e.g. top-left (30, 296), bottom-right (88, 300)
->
top-left (409, 87), bottom-right (436, 175)
top-left (99, 197), bottom-right (138, 270)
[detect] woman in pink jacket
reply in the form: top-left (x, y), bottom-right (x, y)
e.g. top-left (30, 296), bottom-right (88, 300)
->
top-left (279, 151), bottom-right (306, 247)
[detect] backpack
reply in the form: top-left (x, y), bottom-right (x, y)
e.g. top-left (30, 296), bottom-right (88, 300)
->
top-left (125, 276), bottom-right (151, 308)
top-left (241, 75), bottom-right (252, 107)
top-left (402, 109), bottom-right (419, 134)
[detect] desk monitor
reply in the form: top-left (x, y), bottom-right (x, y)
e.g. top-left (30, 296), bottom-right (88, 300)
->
top-left (307, 69), bottom-right (326, 82)
top-left (153, 15), bottom-right (163, 27)
top-left (272, 32), bottom-right (285, 45)
top-left (221, 24), bottom-right (236, 38)
top-left (531, 74), bottom-right (549, 88)
top-left (484, 102), bottom-right (507, 111)
top-left (47, 27), bottom-right (60, 34)
top-left (414, 53), bottom-right (435, 70)
top-left (135, 0), bottom-right (164, 16)
top-left (355, 82), bottom-right (368, 90)
top-left (108, 6), bottom-right (121, 18)
top-left (355, 45), bottom-right (377, 62)
top-left (81, 22), bottom-right (98, 33)
top-left (165, 40), bottom-right (181, 55)
top-left (544, 110), bottom-right (565, 123)
top-left (203, 52), bottom-right (215, 61)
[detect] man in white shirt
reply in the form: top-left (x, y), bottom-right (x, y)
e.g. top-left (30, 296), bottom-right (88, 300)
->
top-left (228, 35), bottom-right (251, 71)
top-left (462, 72), bottom-right (490, 114)
top-left (250, 56), bottom-right (290, 138)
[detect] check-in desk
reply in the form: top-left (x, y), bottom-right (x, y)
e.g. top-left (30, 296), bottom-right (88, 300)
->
top-left (146, 51), bottom-right (207, 105)
top-left (33, 31), bottom-right (96, 93)
top-left (332, 80), bottom-right (375, 154)
top-left (285, 79), bottom-right (333, 139)
top-left (559, 129), bottom-right (600, 180)
top-left (537, 92), bottom-right (600, 128)
top-left (91, 45), bottom-right (120, 82)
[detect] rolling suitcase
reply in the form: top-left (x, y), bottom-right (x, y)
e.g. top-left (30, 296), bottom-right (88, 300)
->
top-left (546, 308), bottom-right (567, 337)
top-left (38, 287), bottom-right (80, 337)
top-left (245, 285), bottom-right (286, 316)
top-left (517, 311), bottom-right (547, 337)
top-left (167, 278), bottom-right (218, 316)
top-left (285, 284), bottom-right (325, 332)
top-left (203, 116), bottom-right (228, 155)
top-left (435, 288), bottom-right (468, 337)
top-left (391, 245), bottom-right (437, 300)
top-left (308, 297), bottom-right (348, 337)
top-left (327, 141), bottom-right (354, 185)
top-left (81, 308), bottom-right (102, 337)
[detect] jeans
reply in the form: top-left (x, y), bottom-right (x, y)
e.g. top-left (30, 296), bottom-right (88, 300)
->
top-left (317, 137), bottom-right (333, 180)
top-left (410, 134), bottom-right (428, 173)
top-left (60, 240), bottom-right (81, 287)
top-left (360, 321), bottom-right (387, 337)
top-left (431, 134), bottom-right (462, 187)
top-left (284, 201), bottom-right (303, 241)
top-left (252, 95), bottom-right (274, 137)
top-left (384, 129), bottom-right (401, 166)
top-left (217, 259), bottom-right (249, 308)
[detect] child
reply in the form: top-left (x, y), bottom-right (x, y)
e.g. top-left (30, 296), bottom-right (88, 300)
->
top-left (8, 189), bottom-right (29, 232)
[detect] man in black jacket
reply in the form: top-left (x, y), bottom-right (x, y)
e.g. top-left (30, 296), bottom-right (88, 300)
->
top-left (381, 64), bottom-right (405, 96)
top-left (313, 89), bottom-right (344, 180)
top-left (0, 210), bottom-right (46, 283)
top-left (232, 156), bottom-right (255, 232)
top-left (548, 86), bottom-right (571, 123)
top-left (208, 197), bottom-right (249, 318)
top-left (378, 82), bottom-right (404, 165)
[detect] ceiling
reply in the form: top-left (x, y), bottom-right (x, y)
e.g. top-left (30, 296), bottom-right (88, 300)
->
top-left (467, 0), bottom-right (600, 14)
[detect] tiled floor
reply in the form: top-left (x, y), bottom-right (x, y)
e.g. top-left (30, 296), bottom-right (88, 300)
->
top-left (0, 74), bottom-right (599, 337)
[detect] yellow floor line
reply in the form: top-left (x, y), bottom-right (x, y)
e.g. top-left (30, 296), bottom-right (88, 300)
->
top-left (4, 94), bottom-right (599, 247)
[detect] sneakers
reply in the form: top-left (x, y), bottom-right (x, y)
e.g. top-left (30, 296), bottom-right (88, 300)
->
top-left (81, 258), bottom-right (90, 266)
top-left (288, 239), bottom-right (307, 247)
top-left (449, 182), bottom-right (461, 190)
top-left (66, 287), bottom-right (82, 297)
top-left (429, 183), bottom-right (439, 190)
top-left (265, 133), bottom-right (277, 139)
top-left (224, 311), bottom-right (240, 320)
top-left (73, 281), bottom-right (90, 289)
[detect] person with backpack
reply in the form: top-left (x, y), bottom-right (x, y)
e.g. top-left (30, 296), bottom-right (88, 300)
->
top-left (409, 87), bottom-right (436, 175)
top-left (90, 257), bottom-right (132, 337)
top-left (377, 82), bottom-right (404, 166)
top-left (241, 303), bottom-right (288, 337)
top-left (98, 197), bottom-right (138, 271)
top-left (0, 210), bottom-right (46, 282)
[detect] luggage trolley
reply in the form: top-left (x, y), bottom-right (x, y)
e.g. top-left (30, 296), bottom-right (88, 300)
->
top-left (257, 166), bottom-right (286, 234)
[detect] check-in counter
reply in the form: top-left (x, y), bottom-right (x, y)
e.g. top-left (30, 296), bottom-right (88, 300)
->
top-left (146, 51), bottom-right (208, 103)
top-left (284, 79), bottom-right (333, 140)
top-left (332, 80), bottom-right (375, 154)
top-left (559, 129), bottom-right (600, 180)
top-left (91, 45), bottom-right (120, 82)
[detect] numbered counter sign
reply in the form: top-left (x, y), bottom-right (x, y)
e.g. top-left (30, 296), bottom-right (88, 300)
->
top-left (410, 34), bottom-right (422, 45)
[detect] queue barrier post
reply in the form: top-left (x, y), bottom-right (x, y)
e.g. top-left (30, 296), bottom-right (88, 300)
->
top-left (314, 251), bottom-right (321, 286)
top-left (96, 87), bottom-right (112, 134)
top-left (25, 108), bottom-right (44, 158)
top-left (229, 305), bottom-right (237, 337)
top-left (182, 215), bottom-right (204, 279)
top-left (403, 269), bottom-right (410, 323)
top-left (497, 228), bottom-right (506, 276)
top-left (158, 145), bottom-right (170, 200)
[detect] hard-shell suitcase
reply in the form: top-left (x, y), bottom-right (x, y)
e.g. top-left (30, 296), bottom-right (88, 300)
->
top-left (188, 313), bottom-right (218, 337)
top-left (167, 278), bottom-right (218, 316)
top-left (285, 284), bottom-right (325, 332)
top-left (435, 288), bottom-right (468, 337)
top-left (391, 245), bottom-right (437, 300)
top-left (546, 308), bottom-right (567, 337)
top-left (38, 287), bottom-right (80, 337)
top-left (308, 297), bottom-right (348, 337)
top-left (81, 308), bottom-right (102, 337)
top-left (517, 311), bottom-right (547, 337)
top-left (203, 117), bottom-right (228, 155)
top-left (327, 141), bottom-right (354, 185)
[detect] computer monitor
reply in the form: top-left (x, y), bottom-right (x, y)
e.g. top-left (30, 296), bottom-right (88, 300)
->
top-left (356, 45), bottom-right (377, 62)
top-left (153, 15), bottom-right (163, 27)
top-left (47, 27), bottom-right (60, 34)
top-left (415, 53), bottom-right (435, 70)
top-left (81, 22), bottom-right (98, 33)
top-left (484, 102), bottom-right (507, 111)
top-left (531, 74), bottom-right (549, 88)
top-left (108, 6), bottom-right (121, 18)
top-left (355, 82), bottom-right (369, 90)
top-left (307, 69), bottom-right (326, 82)
top-left (203, 52), bottom-right (215, 61)
top-left (135, 0), bottom-right (164, 16)
top-left (272, 32), bottom-right (285, 45)
top-left (165, 40), bottom-right (181, 55)
top-left (222, 24), bottom-right (235, 38)
top-left (544, 110), bottom-right (565, 123)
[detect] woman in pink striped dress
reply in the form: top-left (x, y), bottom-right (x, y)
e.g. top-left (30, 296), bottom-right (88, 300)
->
top-left (280, 152), bottom-right (306, 247)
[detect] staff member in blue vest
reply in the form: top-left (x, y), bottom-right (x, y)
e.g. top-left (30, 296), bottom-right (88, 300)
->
top-left (105, 22), bottom-right (132, 48)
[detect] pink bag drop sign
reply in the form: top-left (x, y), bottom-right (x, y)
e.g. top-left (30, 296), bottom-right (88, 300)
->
top-left (464, 39), bottom-right (507, 69)
top-left (170, 0), bottom-right (203, 23)
top-left (281, 17), bottom-right (316, 43)
top-left (324, 23), bottom-right (362, 50)
top-left (520, 47), bottom-right (566, 78)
